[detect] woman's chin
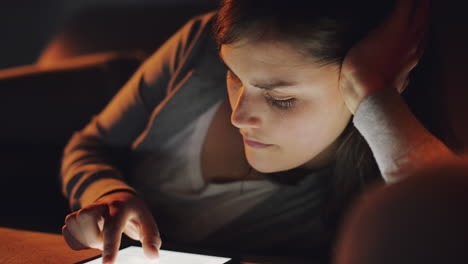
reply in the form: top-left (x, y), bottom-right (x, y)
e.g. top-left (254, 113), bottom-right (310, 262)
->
top-left (244, 146), bottom-right (299, 173)
top-left (246, 156), bottom-right (287, 174)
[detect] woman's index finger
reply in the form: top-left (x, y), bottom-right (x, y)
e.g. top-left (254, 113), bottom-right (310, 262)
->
top-left (101, 212), bottom-right (128, 264)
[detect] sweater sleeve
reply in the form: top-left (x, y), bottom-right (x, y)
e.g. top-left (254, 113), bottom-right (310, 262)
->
top-left (60, 13), bottom-right (215, 211)
top-left (352, 88), bottom-right (461, 183)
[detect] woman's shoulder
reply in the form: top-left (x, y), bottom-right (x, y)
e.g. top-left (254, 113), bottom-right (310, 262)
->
top-left (143, 10), bottom-right (225, 87)
top-left (175, 11), bottom-right (226, 82)
top-left (174, 11), bottom-right (217, 46)
top-left (131, 11), bottom-right (227, 151)
top-left (187, 11), bottom-right (218, 29)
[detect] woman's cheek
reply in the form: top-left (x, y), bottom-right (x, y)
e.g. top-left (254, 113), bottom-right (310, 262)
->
top-left (294, 102), bottom-right (332, 139)
top-left (273, 103), bottom-right (312, 136)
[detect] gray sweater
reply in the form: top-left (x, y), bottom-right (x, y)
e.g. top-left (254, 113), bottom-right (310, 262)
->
top-left (60, 11), bottom-right (457, 257)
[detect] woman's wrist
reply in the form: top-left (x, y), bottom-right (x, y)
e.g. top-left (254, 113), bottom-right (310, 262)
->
top-left (94, 189), bottom-right (138, 203)
top-left (352, 86), bottom-right (455, 183)
top-left (340, 70), bottom-right (390, 114)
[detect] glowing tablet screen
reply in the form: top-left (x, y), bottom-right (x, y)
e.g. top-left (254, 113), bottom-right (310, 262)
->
top-left (82, 246), bottom-right (232, 264)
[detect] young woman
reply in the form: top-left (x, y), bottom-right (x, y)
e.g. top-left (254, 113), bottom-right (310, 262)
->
top-left (60, 0), bottom-right (458, 263)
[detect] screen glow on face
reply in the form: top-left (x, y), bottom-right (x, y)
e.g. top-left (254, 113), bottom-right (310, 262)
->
top-left (82, 246), bottom-right (232, 264)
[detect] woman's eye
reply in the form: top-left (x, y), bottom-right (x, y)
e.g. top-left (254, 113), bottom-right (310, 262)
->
top-left (264, 93), bottom-right (296, 110)
top-left (226, 70), bottom-right (296, 110)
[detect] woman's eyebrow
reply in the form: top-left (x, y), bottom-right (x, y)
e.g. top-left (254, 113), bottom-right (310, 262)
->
top-left (251, 79), bottom-right (298, 90)
top-left (218, 51), bottom-right (298, 90)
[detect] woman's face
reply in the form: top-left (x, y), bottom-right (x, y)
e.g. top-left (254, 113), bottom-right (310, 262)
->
top-left (220, 39), bottom-right (352, 173)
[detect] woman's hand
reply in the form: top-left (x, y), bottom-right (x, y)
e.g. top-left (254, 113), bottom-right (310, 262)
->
top-left (339, 0), bottom-right (430, 114)
top-left (62, 192), bottom-right (161, 264)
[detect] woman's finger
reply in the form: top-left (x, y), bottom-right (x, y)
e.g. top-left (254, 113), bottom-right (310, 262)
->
top-left (123, 218), bottom-right (142, 241)
top-left (410, 0), bottom-right (431, 29)
top-left (101, 210), bottom-right (129, 264)
top-left (396, 76), bottom-right (410, 94)
top-left (62, 225), bottom-right (89, 250)
top-left (410, 27), bottom-right (429, 65)
top-left (64, 213), bottom-right (92, 248)
top-left (369, 0), bottom-right (418, 45)
top-left (76, 204), bottom-right (108, 249)
top-left (138, 213), bottom-right (161, 260)
top-left (388, 0), bottom-right (414, 27)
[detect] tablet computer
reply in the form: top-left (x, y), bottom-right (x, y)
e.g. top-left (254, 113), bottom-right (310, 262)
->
top-left (77, 246), bottom-right (235, 264)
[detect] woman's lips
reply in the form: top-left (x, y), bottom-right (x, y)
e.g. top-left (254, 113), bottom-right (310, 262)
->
top-left (243, 137), bottom-right (273, 149)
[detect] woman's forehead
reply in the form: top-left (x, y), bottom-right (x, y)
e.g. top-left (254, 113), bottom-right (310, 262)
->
top-left (221, 39), bottom-right (315, 68)
top-left (220, 44), bottom-right (340, 97)
top-left (220, 39), bottom-right (340, 81)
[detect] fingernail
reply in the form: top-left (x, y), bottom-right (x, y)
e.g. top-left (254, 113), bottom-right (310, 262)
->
top-left (103, 254), bottom-right (112, 264)
top-left (151, 245), bottom-right (160, 260)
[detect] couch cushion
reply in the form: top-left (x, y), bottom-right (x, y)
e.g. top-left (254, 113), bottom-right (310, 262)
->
top-left (38, 5), bottom-right (217, 65)
top-left (0, 52), bottom-right (143, 232)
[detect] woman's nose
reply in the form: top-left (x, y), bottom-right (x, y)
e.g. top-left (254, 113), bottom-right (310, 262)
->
top-left (230, 90), bottom-right (261, 129)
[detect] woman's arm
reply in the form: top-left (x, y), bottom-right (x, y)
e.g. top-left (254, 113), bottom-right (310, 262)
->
top-left (60, 13), bottom-right (216, 211)
top-left (339, 0), bottom-right (460, 182)
top-left (353, 87), bottom-right (458, 183)
top-left (61, 13), bottom-right (220, 262)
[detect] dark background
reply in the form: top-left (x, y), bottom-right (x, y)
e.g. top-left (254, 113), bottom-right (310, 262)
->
top-left (0, 0), bottom-right (467, 237)
top-left (0, 0), bottom-right (218, 69)
top-left (0, 0), bottom-right (219, 234)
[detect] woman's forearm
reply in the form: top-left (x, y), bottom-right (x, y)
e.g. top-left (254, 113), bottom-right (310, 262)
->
top-left (352, 88), bottom-right (458, 183)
